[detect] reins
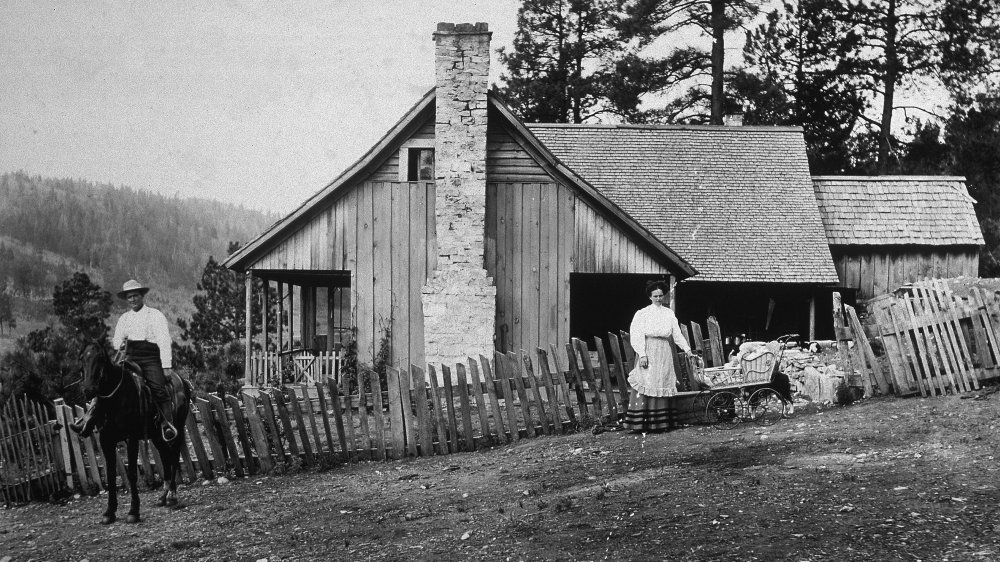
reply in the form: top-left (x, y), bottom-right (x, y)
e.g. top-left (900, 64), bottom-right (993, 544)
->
top-left (89, 347), bottom-right (126, 399)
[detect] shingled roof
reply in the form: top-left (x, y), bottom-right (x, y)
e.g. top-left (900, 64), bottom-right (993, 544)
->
top-left (812, 176), bottom-right (985, 246)
top-left (526, 123), bottom-right (840, 284)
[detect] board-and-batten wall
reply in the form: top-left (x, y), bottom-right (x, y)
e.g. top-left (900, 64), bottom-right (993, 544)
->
top-left (250, 181), bottom-right (436, 369)
top-left (832, 246), bottom-right (979, 300)
top-left (367, 120), bottom-right (435, 182)
top-left (486, 182), bottom-right (670, 359)
top-left (247, 120), bottom-right (669, 370)
top-left (484, 125), bottom-right (668, 357)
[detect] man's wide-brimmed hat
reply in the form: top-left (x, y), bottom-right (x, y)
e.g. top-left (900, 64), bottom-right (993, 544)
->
top-left (117, 279), bottom-right (150, 299)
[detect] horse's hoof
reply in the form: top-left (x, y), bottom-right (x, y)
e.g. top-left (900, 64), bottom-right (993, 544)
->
top-left (126, 513), bottom-right (140, 524)
top-left (166, 497), bottom-right (178, 507)
top-left (101, 515), bottom-right (116, 525)
top-left (157, 496), bottom-right (167, 507)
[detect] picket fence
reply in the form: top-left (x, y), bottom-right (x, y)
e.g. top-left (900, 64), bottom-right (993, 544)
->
top-left (2, 328), bottom-right (721, 503)
top-left (850, 279), bottom-right (1000, 397)
top-left (0, 396), bottom-right (64, 504)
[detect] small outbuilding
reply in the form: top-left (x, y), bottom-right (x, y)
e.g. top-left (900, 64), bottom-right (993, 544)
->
top-left (812, 176), bottom-right (985, 301)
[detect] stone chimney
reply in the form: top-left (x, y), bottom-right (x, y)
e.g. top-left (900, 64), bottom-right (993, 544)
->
top-left (723, 114), bottom-right (744, 127)
top-left (421, 22), bottom-right (497, 369)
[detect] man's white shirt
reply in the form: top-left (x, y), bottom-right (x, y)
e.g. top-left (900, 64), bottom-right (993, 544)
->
top-left (112, 306), bottom-right (172, 369)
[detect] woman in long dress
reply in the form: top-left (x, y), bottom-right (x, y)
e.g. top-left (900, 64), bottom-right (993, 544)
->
top-left (623, 280), bottom-right (692, 432)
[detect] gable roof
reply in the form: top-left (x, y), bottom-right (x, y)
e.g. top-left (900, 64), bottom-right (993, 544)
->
top-left (526, 123), bottom-right (840, 284)
top-left (224, 88), bottom-right (437, 271)
top-left (812, 176), bottom-right (985, 246)
top-left (225, 91), bottom-right (695, 277)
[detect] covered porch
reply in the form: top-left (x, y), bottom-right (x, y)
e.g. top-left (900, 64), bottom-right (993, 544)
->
top-left (242, 269), bottom-right (352, 387)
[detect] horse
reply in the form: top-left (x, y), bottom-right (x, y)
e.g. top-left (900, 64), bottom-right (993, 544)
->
top-left (79, 339), bottom-right (192, 524)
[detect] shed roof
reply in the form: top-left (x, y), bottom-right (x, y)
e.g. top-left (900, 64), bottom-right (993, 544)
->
top-left (812, 176), bottom-right (985, 246)
top-left (527, 123), bottom-right (840, 284)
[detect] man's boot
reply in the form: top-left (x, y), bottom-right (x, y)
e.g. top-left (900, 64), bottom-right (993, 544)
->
top-left (69, 399), bottom-right (102, 438)
top-left (155, 399), bottom-right (178, 441)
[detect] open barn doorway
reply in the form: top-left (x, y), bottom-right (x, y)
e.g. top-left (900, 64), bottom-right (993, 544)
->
top-left (569, 273), bottom-right (671, 353)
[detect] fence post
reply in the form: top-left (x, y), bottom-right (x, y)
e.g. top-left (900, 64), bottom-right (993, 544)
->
top-left (706, 317), bottom-right (724, 367)
top-left (466, 359), bottom-right (493, 448)
top-left (411, 365), bottom-right (435, 456)
top-left (521, 351), bottom-right (550, 436)
top-left (426, 365), bottom-right (450, 454)
top-left (479, 355), bottom-right (508, 444)
top-left (52, 399), bottom-right (75, 490)
top-left (454, 363), bottom-right (476, 451)
top-left (534, 348), bottom-right (563, 434)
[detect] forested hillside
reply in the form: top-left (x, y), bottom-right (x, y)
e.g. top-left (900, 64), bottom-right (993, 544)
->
top-left (0, 171), bottom-right (278, 297)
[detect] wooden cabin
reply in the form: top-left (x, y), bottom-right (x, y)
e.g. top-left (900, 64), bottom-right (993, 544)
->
top-left (224, 22), bottom-right (865, 386)
top-left (812, 176), bottom-right (984, 301)
top-left (224, 23), bottom-right (695, 385)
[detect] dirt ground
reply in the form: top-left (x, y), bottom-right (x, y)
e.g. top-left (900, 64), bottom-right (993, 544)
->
top-left (3, 389), bottom-right (1000, 562)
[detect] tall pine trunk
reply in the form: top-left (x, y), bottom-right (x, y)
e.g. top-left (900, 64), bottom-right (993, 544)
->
top-left (710, 0), bottom-right (725, 124)
top-left (878, 0), bottom-right (898, 173)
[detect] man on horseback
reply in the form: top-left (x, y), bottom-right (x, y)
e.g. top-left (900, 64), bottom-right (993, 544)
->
top-left (71, 279), bottom-right (179, 441)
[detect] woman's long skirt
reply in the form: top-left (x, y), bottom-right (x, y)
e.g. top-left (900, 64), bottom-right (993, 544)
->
top-left (621, 390), bottom-right (674, 432)
top-left (623, 336), bottom-right (677, 432)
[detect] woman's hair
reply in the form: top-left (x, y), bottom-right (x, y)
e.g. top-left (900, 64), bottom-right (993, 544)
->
top-left (644, 280), bottom-right (670, 297)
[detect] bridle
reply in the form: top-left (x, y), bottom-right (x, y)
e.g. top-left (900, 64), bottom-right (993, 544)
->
top-left (84, 343), bottom-right (125, 400)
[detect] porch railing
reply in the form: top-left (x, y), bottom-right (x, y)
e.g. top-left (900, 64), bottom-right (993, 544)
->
top-left (247, 350), bottom-right (343, 387)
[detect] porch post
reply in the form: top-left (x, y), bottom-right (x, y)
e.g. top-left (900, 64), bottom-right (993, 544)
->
top-left (244, 271), bottom-right (252, 387)
top-left (326, 286), bottom-right (335, 352)
top-left (809, 293), bottom-right (817, 342)
top-left (669, 275), bottom-right (677, 310)
top-left (262, 279), bottom-right (269, 354)
top-left (277, 281), bottom-right (284, 375)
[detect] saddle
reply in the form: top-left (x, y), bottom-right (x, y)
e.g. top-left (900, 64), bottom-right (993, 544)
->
top-left (119, 358), bottom-right (189, 436)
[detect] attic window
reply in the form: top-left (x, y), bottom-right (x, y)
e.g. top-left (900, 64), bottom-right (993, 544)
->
top-left (407, 148), bottom-right (435, 181)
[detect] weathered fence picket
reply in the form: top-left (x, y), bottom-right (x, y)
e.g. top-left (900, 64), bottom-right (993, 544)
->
top-left (479, 354), bottom-right (506, 444)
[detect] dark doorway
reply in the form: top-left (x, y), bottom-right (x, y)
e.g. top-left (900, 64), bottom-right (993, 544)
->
top-left (569, 273), bottom-right (670, 351)
top-left (674, 282), bottom-right (838, 345)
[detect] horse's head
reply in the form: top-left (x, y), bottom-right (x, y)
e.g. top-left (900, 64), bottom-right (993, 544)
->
top-left (79, 339), bottom-right (113, 399)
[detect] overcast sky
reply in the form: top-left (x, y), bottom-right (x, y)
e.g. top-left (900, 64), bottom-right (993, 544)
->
top-left (0, 1), bottom-right (523, 214)
top-left (14, 2), bottom-right (938, 218)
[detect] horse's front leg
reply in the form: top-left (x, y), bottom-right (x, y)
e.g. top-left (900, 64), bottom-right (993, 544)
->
top-left (157, 442), bottom-right (172, 507)
top-left (100, 436), bottom-right (118, 525)
top-left (125, 438), bottom-right (141, 524)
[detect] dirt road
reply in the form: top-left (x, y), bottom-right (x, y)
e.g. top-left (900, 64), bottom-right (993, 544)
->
top-left (4, 391), bottom-right (1000, 561)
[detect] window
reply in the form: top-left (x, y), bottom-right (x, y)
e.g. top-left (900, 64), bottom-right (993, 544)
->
top-left (407, 148), bottom-right (435, 181)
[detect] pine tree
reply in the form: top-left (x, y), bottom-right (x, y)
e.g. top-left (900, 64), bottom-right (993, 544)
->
top-left (0, 272), bottom-right (110, 405)
top-left (842, 0), bottom-right (1000, 172)
top-left (498, 0), bottom-right (621, 123)
top-left (174, 243), bottom-right (275, 391)
top-left (734, 0), bottom-right (867, 172)
top-left (52, 272), bottom-right (113, 337)
top-left (613, 0), bottom-right (759, 123)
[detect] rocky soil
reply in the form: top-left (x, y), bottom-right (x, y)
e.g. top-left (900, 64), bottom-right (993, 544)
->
top-left (3, 387), bottom-right (1000, 562)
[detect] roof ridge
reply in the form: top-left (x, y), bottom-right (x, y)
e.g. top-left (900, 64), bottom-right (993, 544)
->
top-left (812, 175), bottom-right (968, 181)
top-left (527, 123), bottom-right (804, 133)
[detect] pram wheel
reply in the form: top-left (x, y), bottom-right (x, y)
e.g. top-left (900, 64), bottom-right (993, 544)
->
top-left (749, 388), bottom-right (785, 426)
top-left (705, 391), bottom-right (741, 430)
